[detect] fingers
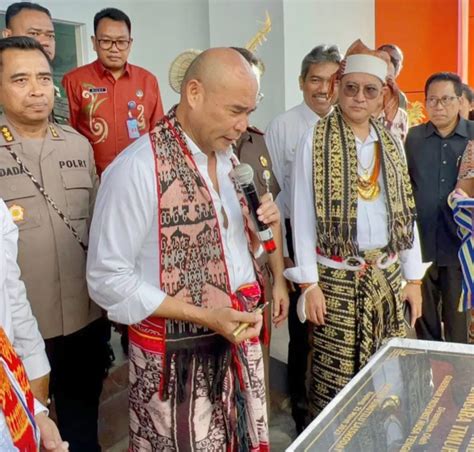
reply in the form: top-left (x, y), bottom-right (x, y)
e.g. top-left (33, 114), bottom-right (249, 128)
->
top-left (305, 286), bottom-right (326, 326)
top-left (256, 197), bottom-right (280, 225)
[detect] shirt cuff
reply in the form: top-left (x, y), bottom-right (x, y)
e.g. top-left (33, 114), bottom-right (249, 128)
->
top-left (400, 261), bottom-right (426, 280)
top-left (33, 398), bottom-right (48, 416)
top-left (283, 264), bottom-right (319, 284)
top-left (23, 351), bottom-right (50, 382)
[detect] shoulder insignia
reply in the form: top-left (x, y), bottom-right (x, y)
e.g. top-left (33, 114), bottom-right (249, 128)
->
top-left (247, 125), bottom-right (264, 136)
top-left (0, 126), bottom-right (14, 142)
top-left (49, 124), bottom-right (60, 138)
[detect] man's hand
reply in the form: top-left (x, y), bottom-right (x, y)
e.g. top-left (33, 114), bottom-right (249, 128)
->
top-left (305, 284), bottom-right (327, 325)
top-left (35, 412), bottom-right (69, 451)
top-left (272, 278), bottom-right (289, 327)
top-left (401, 283), bottom-right (422, 328)
top-left (257, 193), bottom-right (280, 228)
top-left (204, 307), bottom-right (263, 344)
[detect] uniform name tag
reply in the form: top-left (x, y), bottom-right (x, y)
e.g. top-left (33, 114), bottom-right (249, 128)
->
top-left (127, 118), bottom-right (140, 139)
top-left (89, 87), bottom-right (107, 94)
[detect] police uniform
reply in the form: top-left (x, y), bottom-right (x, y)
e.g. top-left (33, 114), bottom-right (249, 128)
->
top-left (0, 116), bottom-right (106, 451)
top-left (233, 125), bottom-right (280, 406)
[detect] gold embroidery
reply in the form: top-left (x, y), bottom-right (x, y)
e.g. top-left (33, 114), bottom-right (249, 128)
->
top-left (137, 104), bottom-right (146, 130)
top-left (81, 83), bottom-right (108, 144)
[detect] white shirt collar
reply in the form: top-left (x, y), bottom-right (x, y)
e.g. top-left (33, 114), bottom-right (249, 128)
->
top-left (355, 125), bottom-right (379, 146)
top-left (184, 133), bottom-right (233, 159)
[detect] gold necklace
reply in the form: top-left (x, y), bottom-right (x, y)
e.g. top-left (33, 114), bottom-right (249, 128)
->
top-left (357, 143), bottom-right (381, 201)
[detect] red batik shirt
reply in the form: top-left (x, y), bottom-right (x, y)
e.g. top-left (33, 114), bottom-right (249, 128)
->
top-left (62, 59), bottom-right (164, 175)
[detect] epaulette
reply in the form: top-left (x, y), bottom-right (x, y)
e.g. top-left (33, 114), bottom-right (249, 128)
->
top-left (247, 125), bottom-right (264, 136)
top-left (58, 124), bottom-right (81, 135)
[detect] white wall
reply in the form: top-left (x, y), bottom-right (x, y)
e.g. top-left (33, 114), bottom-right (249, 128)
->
top-left (0, 0), bottom-right (376, 127)
top-left (208, 0), bottom-right (285, 128)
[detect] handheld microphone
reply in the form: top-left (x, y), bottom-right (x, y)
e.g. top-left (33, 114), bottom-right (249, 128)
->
top-left (233, 163), bottom-right (277, 254)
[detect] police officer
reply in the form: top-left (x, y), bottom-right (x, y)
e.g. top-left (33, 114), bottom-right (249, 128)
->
top-left (2, 2), bottom-right (69, 123)
top-left (0, 36), bottom-right (105, 451)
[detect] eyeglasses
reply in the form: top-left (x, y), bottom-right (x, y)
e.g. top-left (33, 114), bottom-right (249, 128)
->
top-left (426, 96), bottom-right (459, 108)
top-left (97, 39), bottom-right (131, 51)
top-left (342, 82), bottom-right (381, 100)
top-left (257, 92), bottom-right (264, 104)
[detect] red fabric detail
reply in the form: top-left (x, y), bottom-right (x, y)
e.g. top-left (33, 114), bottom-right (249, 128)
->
top-left (0, 327), bottom-right (37, 451)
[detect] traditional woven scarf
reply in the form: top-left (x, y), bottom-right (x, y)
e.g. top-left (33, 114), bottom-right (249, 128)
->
top-left (312, 105), bottom-right (416, 257)
top-left (129, 107), bottom-right (267, 449)
top-left (0, 327), bottom-right (38, 451)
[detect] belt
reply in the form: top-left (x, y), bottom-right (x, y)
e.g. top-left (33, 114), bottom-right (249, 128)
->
top-left (316, 248), bottom-right (398, 271)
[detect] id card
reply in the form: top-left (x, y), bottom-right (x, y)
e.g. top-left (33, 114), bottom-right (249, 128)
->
top-left (127, 118), bottom-right (140, 139)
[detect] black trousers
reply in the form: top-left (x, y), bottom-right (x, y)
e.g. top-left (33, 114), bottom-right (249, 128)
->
top-left (285, 219), bottom-right (309, 432)
top-left (45, 317), bottom-right (110, 452)
top-left (416, 263), bottom-right (470, 343)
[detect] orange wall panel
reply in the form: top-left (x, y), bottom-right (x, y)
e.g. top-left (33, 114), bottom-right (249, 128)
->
top-left (375, 0), bottom-right (458, 101)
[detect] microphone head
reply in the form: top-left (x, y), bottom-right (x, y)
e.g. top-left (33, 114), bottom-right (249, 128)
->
top-left (233, 163), bottom-right (254, 186)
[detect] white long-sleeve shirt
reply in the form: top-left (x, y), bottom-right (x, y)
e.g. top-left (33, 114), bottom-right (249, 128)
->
top-left (0, 199), bottom-right (49, 380)
top-left (284, 125), bottom-right (425, 284)
top-left (87, 133), bottom-right (257, 325)
top-left (0, 199), bottom-right (49, 448)
top-left (265, 102), bottom-right (321, 220)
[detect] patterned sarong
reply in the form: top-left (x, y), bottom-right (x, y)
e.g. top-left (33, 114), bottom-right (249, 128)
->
top-left (0, 327), bottom-right (38, 451)
top-left (449, 191), bottom-right (474, 311)
top-left (309, 257), bottom-right (405, 417)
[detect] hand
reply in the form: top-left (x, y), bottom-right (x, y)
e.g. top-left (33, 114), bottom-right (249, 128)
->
top-left (35, 412), bottom-right (69, 451)
top-left (205, 307), bottom-right (263, 344)
top-left (272, 278), bottom-right (289, 327)
top-left (401, 283), bottom-right (422, 328)
top-left (256, 193), bottom-right (280, 228)
top-left (305, 284), bottom-right (327, 325)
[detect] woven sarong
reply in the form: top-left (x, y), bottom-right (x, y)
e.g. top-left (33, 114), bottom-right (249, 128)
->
top-left (128, 282), bottom-right (269, 452)
top-left (309, 257), bottom-right (405, 417)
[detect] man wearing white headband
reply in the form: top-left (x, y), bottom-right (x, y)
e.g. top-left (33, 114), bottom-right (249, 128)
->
top-left (285, 39), bottom-right (424, 419)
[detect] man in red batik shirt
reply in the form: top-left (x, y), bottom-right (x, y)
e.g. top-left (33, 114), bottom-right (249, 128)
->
top-left (62, 7), bottom-right (164, 175)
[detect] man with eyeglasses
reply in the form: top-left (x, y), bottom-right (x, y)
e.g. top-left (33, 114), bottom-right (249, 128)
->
top-left (62, 7), bottom-right (164, 176)
top-left (406, 72), bottom-right (474, 344)
top-left (286, 39), bottom-right (423, 419)
top-left (265, 44), bottom-right (342, 433)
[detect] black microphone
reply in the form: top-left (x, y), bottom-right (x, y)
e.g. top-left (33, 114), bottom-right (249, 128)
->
top-left (233, 163), bottom-right (276, 254)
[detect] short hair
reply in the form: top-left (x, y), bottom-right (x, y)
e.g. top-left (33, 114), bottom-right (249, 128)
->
top-left (5, 2), bottom-right (51, 28)
top-left (378, 44), bottom-right (403, 74)
top-left (461, 83), bottom-right (473, 103)
top-left (94, 8), bottom-right (131, 35)
top-left (230, 47), bottom-right (260, 68)
top-left (300, 45), bottom-right (342, 80)
top-left (424, 72), bottom-right (463, 97)
top-left (0, 36), bottom-right (52, 71)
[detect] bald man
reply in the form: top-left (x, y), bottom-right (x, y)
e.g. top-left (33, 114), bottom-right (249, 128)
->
top-left (87, 48), bottom-right (275, 450)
